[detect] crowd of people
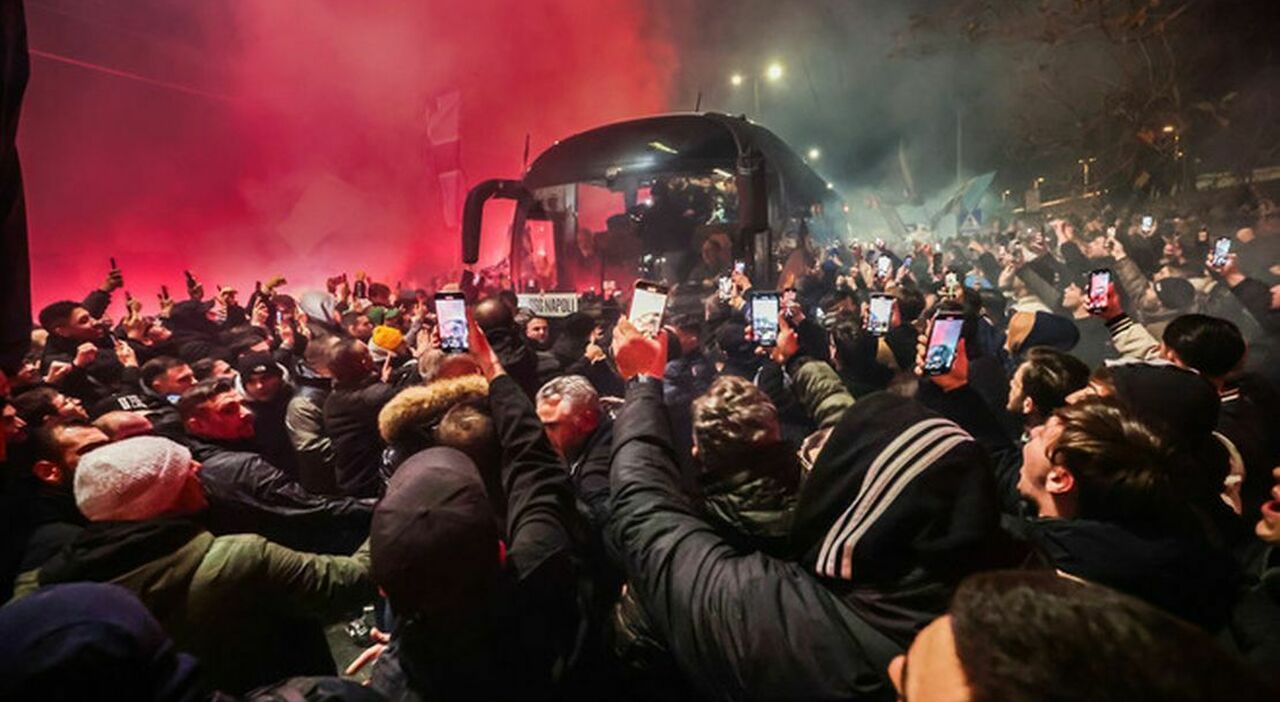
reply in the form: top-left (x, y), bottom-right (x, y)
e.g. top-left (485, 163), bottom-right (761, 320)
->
top-left (2, 190), bottom-right (1280, 701)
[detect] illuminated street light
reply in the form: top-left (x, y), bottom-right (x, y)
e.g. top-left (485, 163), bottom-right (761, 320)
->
top-left (807, 147), bottom-right (821, 160)
top-left (1162, 124), bottom-right (1176, 134)
top-left (765, 62), bottom-right (784, 82)
top-left (730, 73), bottom-right (744, 87)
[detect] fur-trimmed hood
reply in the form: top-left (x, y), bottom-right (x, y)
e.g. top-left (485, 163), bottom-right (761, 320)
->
top-left (378, 374), bottom-right (490, 445)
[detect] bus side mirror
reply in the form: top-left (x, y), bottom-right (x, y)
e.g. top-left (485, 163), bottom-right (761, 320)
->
top-left (461, 179), bottom-right (531, 264)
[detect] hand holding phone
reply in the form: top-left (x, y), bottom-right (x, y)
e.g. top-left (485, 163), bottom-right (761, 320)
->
top-left (630, 280), bottom-right (669, 338)
top-left (921, 312), bottom-right (965, 376)
top-left (1085, 269), bottom-right (1111, 314)
top-left (866, 293), bottom-right (894, 335)
top-left (750, 291), bottom-right (781, 347)
top-left (434, 292), bottom-right (470, 353)
top-left (1211, 237), bottom-right (1232, 268)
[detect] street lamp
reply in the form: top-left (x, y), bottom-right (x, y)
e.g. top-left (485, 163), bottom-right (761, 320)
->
top-left (729, 62), bottom-right (785, 117)
top-left (807, 147), bottom-right (821, 161)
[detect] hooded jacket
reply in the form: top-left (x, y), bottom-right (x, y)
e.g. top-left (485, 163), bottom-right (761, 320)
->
top-left (286, 367), bottom-right (336, 494)
top-left (165, 301), bottom-right (231, 363)
top-left (607, 378), bottom-right (899, 701)
top-left (15, 518), bottom-right (374, 695)
top-left (789, 392), bottom-right (1013, 646)
top-left (369, 374), bottom-right (586, 701)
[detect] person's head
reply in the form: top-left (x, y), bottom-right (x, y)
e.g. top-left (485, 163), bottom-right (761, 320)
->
top-left (889, 570), bottom-right (1272, 702)
top-left (1017, 398), bottom-right (1171, 522)
top-left (342, 310), bottom-right (374, 341)
top-left (31, 420), bottom-right (111, 487)
top-left (38, 301), bottom-right (101, 341)
top-left (524, 316), bottom-right (550, 345)
top-left (92, 411), bottom-right (153, 442)
top-left (74, 436), bottom-right (207, 521)
top-left (12, 387), bottom-right (88, 427)
top-left (371, 448), bottom-right (503, 628)
top-left (535, 375), bottom-right (601, 459)
top-left (1081, 231), bottom-right (1110, 259)
top-left (302, 335), bottom-right (341, 377)
top-left (222, 326), bottom-right (271, 360)
top-left (434, 402), bottom-right (499, 473)
top-left (1, 398), bottom-right (28, 445)
top-left (668, 312), bottom-right (702, 356)
top-left (327, 339), bottom-right (375, 385)
top-left (140, 357), bottom-right (195, 397)
top-left (235, 352), bottom-right (285, 402)
top-left (0, 583), bottom-right (204, 702)
top-left (473, 296), bottom-right (512, 333)
top-left (1161, 314), bottom-right (1246, 383)
top-left (691, 375), bottom-right (781, 475)
top-left (191, 357), bottom-right (235, 382)
top-left (178, 379), bottom-right (254, 441)
top-left (1006, 347), bottom-right (1090, 425)
top-left (367, 282), bottom-right (392, 306)
top-left (1258, 467), bottom-right (1280, 544)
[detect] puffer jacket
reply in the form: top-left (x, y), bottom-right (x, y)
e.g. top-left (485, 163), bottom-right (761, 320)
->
top-left (14, 518), bottom-right (374, 695)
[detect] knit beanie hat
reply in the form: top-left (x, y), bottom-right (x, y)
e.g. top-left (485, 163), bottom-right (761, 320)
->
top-left (371, 325), bottom-right (405, 352)
top-left (1154, 277), bottom-right (1196, 311)
top-left (74, 436), bottom-right (195, 522)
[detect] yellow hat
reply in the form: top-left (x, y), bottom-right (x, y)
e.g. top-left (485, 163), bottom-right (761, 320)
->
top-left (371, 324), bottom-right (404, 351)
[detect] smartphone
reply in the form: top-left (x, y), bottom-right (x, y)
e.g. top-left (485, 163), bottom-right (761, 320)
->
top-left (717, 276), bottom-right (734, 302)
top-left (1086, 269), bottom-right (1111, 313)
top-left (876, 255), bottom-right (892, 279)
top-left (183, 270), bottom-right (196, 285)
top-left (922, 311), bottom-right (965, 376)
top-left (109, 256), bottom-right (117, 269)
top-left (160, 284), bottom-right (170, 298)
top-left (1106, 226), bottom-right (1117, 237)
top-left (751, 291), bottom-right (780, 347)
top-left (902, 255), bottom-right (914, 269)
top-left (630, 280), bottom-right (669, 338)
top-left (1140, 215), bottom-right (1154, 233)
top-left (867, 293), bottom-right (894, 335)
top-left (434, 291), bottom-right (469, 353)
top-left (1211, 237), bottom-right (1231, 267)
top-left (734, 260), bottom-right (746, 275)
top-left (782, 287), bottom-right (797, 306)
top-left (353, 279), bottom-right (368, 299)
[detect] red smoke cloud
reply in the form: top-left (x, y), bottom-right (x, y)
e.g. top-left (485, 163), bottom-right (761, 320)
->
top-left (21, 1), bottom-right (674, 315)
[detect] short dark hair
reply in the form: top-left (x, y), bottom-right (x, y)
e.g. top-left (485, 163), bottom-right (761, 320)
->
top-left (176, 378), bottom-right (236, 421)
top-left (951, 571), bottom-right (1272, 702)
top-left (140, 356), bottom-right (187, 390)
top-left (30, 418), bottom-right (95, 464)
top-left (367, 282), bottom-right (391, 300)
top-left (1020, 347), bottom-right (1090, 415)
top-left (435, 402), bottom-right (498, 470)
top-left (1162, 314), bottom-right (1246, 378)
top-left (190, 358), bottom-right (221, 381)
top-left (1050, 399), bottom-right (1174, 525)
top-left (327, 338), bottom-right (371, 385)
top-left (895, 286), bottom-right (926, 322)
top-left (37, 301), bottom-right (81, 331)
top-left (221, 325), bottom-right (270, 361)
top-left (11, 387), bottom-right (61, 426)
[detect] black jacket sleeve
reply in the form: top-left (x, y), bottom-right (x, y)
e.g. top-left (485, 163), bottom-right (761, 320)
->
top-left (915, 381), bottom-right (1023, 514)
top-left (607, 379), bottom-right (897, 701)
top-left (1231, 278), bottom-right (1280, 336)
top-left (82, 289), bottom-right (111, 318)
top-left (489, 373), bottom-right (580, 581)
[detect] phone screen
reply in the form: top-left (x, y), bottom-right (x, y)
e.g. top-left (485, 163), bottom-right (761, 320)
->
top-left (1141, 215), bottom-right (1154, 232)
top-left (868, 294), bottom-right (893, 335)
top-left (734, 260), bottom-right (746, 275)
top-left (923, 314), bottom-right (965, 375)
top-left (630, 281), bottom-right (668, 337)
top-left (752, 293), bottom-right (780, 347)
top-left (876, 255), bottom-right (892, 278)
top-left (717, 276), bottom-right (734, 301)
top-left (435, 294), bottom-right (469, 352)
top-left (1212, 237), bottom-right (1231, 267)
top-left (1087, 270), bottom-right (1111, 311)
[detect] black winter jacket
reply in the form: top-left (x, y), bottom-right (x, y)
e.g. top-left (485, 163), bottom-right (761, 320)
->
top-left (324, 375), bottom-right (398, 498)
top-left (607, 378), bottom-right (897, 701)
top-left (186, 436), bottom-right (373, 554)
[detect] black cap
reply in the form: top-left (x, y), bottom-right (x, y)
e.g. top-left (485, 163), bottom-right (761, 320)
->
top-left (235, 351), bottom-right (280, 379)
top-left (371, 447), bottom-right (501, 616)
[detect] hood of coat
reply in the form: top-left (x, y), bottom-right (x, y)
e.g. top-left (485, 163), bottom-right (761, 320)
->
top-left (377, 375), bottom-right (490, 447)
